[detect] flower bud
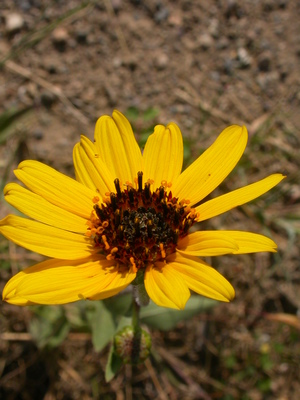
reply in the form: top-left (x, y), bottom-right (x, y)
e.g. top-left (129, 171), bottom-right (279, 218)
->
top-left (114, 325), bottom-right (151, 364)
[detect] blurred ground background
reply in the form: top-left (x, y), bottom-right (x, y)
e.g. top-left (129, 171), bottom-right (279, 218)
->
top-left (0, 1), bottom-right (299, 399)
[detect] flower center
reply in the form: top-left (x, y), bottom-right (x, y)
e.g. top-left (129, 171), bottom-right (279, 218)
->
top-left (86, 172), bottom-right (197, 271)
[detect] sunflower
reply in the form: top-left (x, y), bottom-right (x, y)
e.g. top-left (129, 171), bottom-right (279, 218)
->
top-left (1, 111), bottom-right (284, 309)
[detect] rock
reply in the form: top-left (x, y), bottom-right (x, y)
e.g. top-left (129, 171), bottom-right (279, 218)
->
top-left (154, 7), bottom-right (170, 23)
top-left (224, 0), bottom-right (244, 19)
top-left (210, 71), bottom-right (220, 82)
top-left (5, 13), bottom-right (24, 34)
top-left (216, 37), bottom-right (230, 50)
top-left (76, 30), bottom-right (89, 44)
top-left (198, 33), bottom-right (214, 50)
top-left (256, 71), bottom-right (279, 90)
top-left (113, 57), bottom-right (122, 68)
top-left (40, 91), bottom-right (56, 108)
top-left (18, 0), bottom-right (32, 12)
top-left (208, 18), bottom-right (219, 39)
top-left (45, 60), bottom-right (60, 74)
top-left (278, 62), bottom-right (290, 82)
top-left (111, 0), bottom-right (122, 13)
top-left (154, 52), bottom-right (169, 70)
top-left (103, 84), bottom-right (117, 107)
top-left (262, 0), bottom-right (287, 11)
top-left (168, 11), bottom-right (183, 27)
top-left (122, 55), bottom-right (138, 71)
top-left (32, 129), bottom-right (44, 140)
top-left (223, 58), bottom-right (234, 75)
top-left (257, 51), bottom-right (272, 72)
top-left (278, 0), bottom-right (288, 9)
top-left (237, 47), bottom-right (252, 68)
top-left (51, 27), bottom-right (69, 52)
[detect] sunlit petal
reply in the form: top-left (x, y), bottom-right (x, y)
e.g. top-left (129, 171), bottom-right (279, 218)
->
top-left (144, 263), bottom-right (190, 309)
top-left (2, 257), bottom-right (135, 305)
top-left (88, 266), bottom-right (136, 300)
top-left (173, 125), bottom-right (248, 205)
top-left (14, 160), bottom-right (97, 219)
top-left (167, 252), bottom-right (235, 302)
top-left (73, 135), bottom-right (116, 196)
top-left (94, 110), bottom-right (143, 184)
top-left (196, 174), bottom-right (285, 221)
top-left (214, 231), bottom-right (277, 253)
top-left (4, 183), bottom-right (87, 233)
top-left (177, 231), bottom-right (239, 256)
top-left (143, 123), bottom-right (183, 189)
top-left (0, 215), bottom-right (95, 259)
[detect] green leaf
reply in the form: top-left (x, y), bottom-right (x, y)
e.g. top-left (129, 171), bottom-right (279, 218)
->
top-left (115, 316), bottom-right (132, 332)
top-left (140, 296), bottom-right (217, 331)
top-left (29, 305), bottom-right (70, 348)
top-left (64, 302), bottom-right (90, 330)
top-left (143, 107), bottom-right (159, 121)
top-left (105, 344), bottom-right (123, 382)
top-left (103, 293), bottom-right (132, 317)
top-left (125, 106), bottom-right (139, 121)
top-left (86, 301), bottom-right (116, 352)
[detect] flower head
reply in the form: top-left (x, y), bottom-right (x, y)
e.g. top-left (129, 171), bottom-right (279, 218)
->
top-left (1, 110), bottom-right (284, 309)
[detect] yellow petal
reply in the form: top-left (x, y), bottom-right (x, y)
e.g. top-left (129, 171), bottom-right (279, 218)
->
top-left (94, 110), bottom-right (143, 184)
top-left (14, 160), bottom-right (97, 219)
top-left (88, 266), bottom-right (136, 300)
top-left (214, 231), bottom-right (277, 253)
top-left (73, 142), bottom-right (98, 192)
top-left (144, 263), bottom-right (190, 309)
top-left (167, 252), bottom-right (235, 302)
top-left (3, 257), bottom-right (135, 305)
top-left (4, 183), bottom-right (87, 233)
top-left (177, 231), bottom-right (239, 256)
top-left (143, 122), bottom-right (183, 189)
top-left (73, 136), bottom-right (115, 195)
top-left (196, 174), bottom-right (285, 222)
top-left (173, 125), bottom-right (248, 205)
top-left (2, 266), bottom-right (35, 305)
top-left (0, 215), bottom-right (95, 259)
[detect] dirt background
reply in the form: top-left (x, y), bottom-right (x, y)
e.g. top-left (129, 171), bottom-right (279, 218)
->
top-left (0, 1), bottom-right (299, 399)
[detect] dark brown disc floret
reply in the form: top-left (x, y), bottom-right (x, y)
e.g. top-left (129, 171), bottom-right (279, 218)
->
top-left (87, 172), bottom-right (197, 271)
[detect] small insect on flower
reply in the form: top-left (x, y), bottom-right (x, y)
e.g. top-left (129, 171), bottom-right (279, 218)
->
top-left (1, 110), bottom-right (285, 309)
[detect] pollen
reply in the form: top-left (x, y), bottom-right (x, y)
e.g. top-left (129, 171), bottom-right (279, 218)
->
top-left (87, 172), bottom-right (197, 270)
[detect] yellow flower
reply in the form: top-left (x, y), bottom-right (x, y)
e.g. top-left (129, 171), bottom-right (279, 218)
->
top-left (1, 110), bottom-right (284, 309)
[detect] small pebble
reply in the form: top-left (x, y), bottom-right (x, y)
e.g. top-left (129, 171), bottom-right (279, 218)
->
top-left (32, 129), bottom-right (44, 140)
top-left (51, 27), bottom-right (69, 52)
top-left (5, 13), bottom-right (24, 34)
top-left (155, 7), bottom-right (170, 23)
top-left (198, 33), bottom-right (214, 50)
top-left (257, 51), bottom-right (272, 72)
top-left (208, 18), bottom-right (219, 39)
top-left (237, 47), bottom-right (252, 68)
top-left (154, 52), bottom-right (169, 70)
top-left (76, 30), bottom-right (89, 44)
top-left (40, 91), bottom-right (56, 108)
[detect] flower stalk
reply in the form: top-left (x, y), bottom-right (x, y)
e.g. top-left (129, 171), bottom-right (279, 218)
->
top-left (131, 297), bottom-right (142, 365)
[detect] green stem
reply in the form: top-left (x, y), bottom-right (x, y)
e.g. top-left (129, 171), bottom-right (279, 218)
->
top-left (131, 297), bottom-right (141, 365)
top-left (132, 296), bottom-right (140, 330)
